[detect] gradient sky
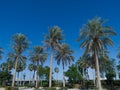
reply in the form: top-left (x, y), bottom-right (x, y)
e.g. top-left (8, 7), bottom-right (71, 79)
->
top-left (0, 0), bottom-right (120, 80)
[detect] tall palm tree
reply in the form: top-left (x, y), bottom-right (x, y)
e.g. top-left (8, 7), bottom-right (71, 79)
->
top-left (30, 46), bottom-right (47, 88)
top-left (8, 33), bottom-right (29, 87)
top-left (55, 44), bottom-right (74, 87)
top-left (77, 17), bottom-right (116, 89)
top-left (44, 26), bottom-right (64, 87)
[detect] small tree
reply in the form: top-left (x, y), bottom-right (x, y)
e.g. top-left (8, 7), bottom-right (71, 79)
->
top-left (65, 64), bottom-right (83, 85)
top-left (0, 71), bottom-right (12, 86)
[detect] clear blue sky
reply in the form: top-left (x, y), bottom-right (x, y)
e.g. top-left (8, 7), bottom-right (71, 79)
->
top-left (0, 0), bottom-right (120, 80)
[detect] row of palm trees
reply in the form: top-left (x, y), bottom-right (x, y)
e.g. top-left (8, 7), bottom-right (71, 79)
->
top-left (0, 26), bottom-right (74, 88)
top-left (0, 17), bottom-right (118, 90)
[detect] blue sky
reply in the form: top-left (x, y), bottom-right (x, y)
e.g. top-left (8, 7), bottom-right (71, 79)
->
top-left (0, 0), bottom-right (120, 80)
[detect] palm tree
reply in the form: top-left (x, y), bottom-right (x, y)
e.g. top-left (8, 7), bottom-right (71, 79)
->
top-left (77, 57), bottom-right (89, 80)
top-left (8, 33), bottom-right (29, 87)
top-left (76, 57), bottom-right (89, 88)
top-left (77, 17), bottom-right (116, 89)
top-left (55, 44), bottom-right (74, 87)
top-left (44, 26), bottom-right (64, 87)
top-left (30, 46), bottom-right (47, 88)
top-left (54, 67), bottom-right (59, 86)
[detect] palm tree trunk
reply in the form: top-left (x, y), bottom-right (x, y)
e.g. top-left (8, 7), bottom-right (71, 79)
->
top-left (49, 49), bottom-right (54, 87)
top-left (12, 57), bottom-right (18, 87)
top-left (18, 72), bottom-right (20, 86)
top-left (83, 68), bottom-right (85, 87)
top-left (35, 71), bottom-right (38, 88)
top-left (95, 52), bottom-right (102, 90)
top-left (33, 70), bottom-right (35, 85)
top-left (95, 66), bottom-right (98, 87)
top-left (36, 62), bottom-right (39, 88)
top-left (63, 66), bottom-right (65, 87)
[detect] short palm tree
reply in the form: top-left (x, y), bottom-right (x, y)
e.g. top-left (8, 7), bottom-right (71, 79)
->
top-left (44, 26), bottom-right (64, 87)
top-left (77, 17), bottom-right (116, 89)
top-left (77, 57), bottom-right (89, 80)
top-left (30, 46), bottom-right (47, 88)
top-left (28, 63), bottom-right (34, 85)
top-left (54, 67), bottom-right (59, 85)
top-left (55, 44), bottom-right (74, 87)
top-left (8, 33), bottom-right (29, 87)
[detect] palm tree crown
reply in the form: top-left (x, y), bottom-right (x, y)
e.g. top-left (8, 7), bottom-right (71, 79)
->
top-left (44, 26), bottom-right (64, 49)
top-left (78, 17), bottom-right (116, 55)
top-left (30, 46), bottom-right (47, 65)
top-left (56, 44), bottom-right (74, 69)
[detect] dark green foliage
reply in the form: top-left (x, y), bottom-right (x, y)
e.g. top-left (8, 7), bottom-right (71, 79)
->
top-left (65, 64), bottom-right (83, 85)
top-left (43, 66), bottom-right (50, 80)
top-left (0, 71), bottom-right (12, 86)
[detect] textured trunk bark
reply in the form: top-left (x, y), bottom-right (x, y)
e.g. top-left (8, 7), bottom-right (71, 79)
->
top-left (83, 68), bottom-right (85, 88)
top-left (36, 62), bottom-right (39, 88)
top-left (18, 72), bottom-right (20, 86)
top-left (63, 67), bottom-right (65, 87)
top-left (95, 52), bottom-right (102, 90)
top-left (49, 49), bottom-right (54, 87)
top-left (33, 70), bottom-right (35, 85)
top-left (36, 71), bottom-right (38, 88)
top-left (12, 57), bottom-right (18, 87)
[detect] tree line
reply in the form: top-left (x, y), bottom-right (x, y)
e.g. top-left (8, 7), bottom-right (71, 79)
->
top-left (0, 17), bottom-right (120, 90)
